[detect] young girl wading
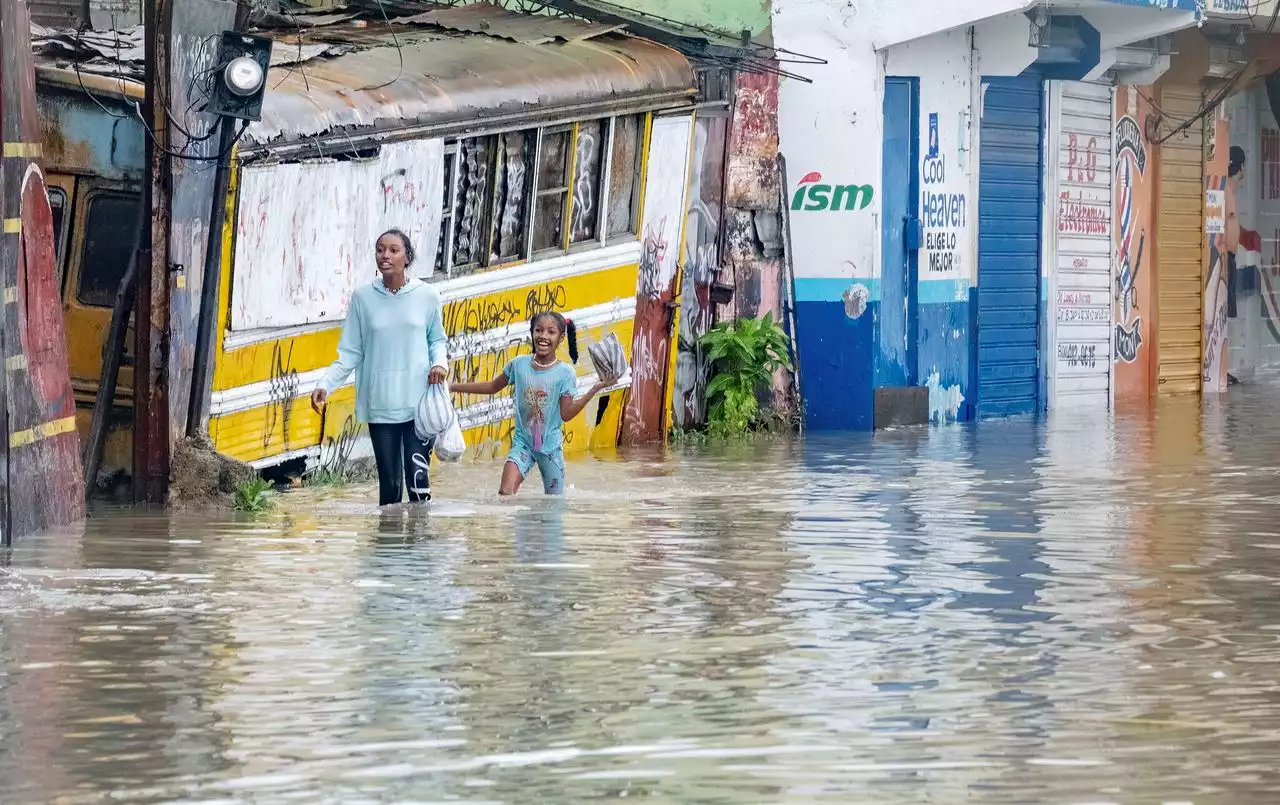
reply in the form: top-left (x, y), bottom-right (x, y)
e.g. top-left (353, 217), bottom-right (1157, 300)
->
top-left (453, 312), bottom-right (614, 496)
top-left (310, 229), bottom-right (448, 505)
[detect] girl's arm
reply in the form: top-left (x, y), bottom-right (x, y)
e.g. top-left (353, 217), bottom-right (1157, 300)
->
top-left (452, 374), bottom-right (510, 396)
top-left (560, 379), bottom-right (608, 422)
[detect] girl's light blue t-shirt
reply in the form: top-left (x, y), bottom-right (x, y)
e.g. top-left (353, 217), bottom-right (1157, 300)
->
top-left (505, 355), bottom-right (577, 454)
top-left (318, 278), bottom-right (449, 424)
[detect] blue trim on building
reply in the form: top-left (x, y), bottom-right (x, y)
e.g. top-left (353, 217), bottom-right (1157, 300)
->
top-left (1096, 0), bottom-right (1198, 12)
top-left (795, 277), bottom-right (971, 305)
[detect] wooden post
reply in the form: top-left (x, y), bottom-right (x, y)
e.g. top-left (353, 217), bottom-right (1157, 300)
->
top-left (135, 0), bottom-right (172, 504)
top-left (83, 208), bottom-right (144, 488)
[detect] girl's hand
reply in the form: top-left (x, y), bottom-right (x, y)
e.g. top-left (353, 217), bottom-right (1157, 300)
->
top-left (310, 388), bottom-right (328, 413)
top-left (428, 366), bottom-right (448, 385)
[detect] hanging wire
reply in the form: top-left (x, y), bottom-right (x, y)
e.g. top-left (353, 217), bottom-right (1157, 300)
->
top-left (357, 0), bottom-right (405, 91)
top-left (1151, 1), bottom-right (1280, 145)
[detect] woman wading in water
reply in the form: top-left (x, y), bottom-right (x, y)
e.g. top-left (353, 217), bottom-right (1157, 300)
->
top-left (311, 229), bottom-right (449, 505)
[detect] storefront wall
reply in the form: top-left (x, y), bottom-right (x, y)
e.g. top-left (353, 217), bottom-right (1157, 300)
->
top-left (1112, 85), bottom-right (1160, 403)
top-left (1047, 80), bottom-right (1115, 409)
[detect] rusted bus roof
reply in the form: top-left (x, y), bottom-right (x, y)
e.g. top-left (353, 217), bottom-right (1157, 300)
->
top-left (30, 3), bottom-right (697, 154)
top-left (247, 26), bottom-right (695, 150)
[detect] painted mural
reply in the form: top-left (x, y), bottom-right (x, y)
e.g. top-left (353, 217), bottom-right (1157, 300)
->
top-left (672, 116), bottom-right (726, 429)
top-left (1113, 86), bottom-right (1157, 401)
top-left (1203, 109), bottom-right (1231, 394)
top-left (623, 114), bottom-right (692, 443)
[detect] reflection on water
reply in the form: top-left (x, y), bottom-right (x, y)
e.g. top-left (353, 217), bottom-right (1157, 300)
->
top-left (5, 385), bottom-right (1280, 802)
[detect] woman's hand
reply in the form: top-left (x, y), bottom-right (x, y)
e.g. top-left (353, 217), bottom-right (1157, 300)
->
top-left (310, 388), bottom-right (328, 413)
top-left (428, 365), bottom-right (448, 385)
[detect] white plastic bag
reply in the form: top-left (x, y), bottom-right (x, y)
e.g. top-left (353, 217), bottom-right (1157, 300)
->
top-left (415, 381), bottom-right (456, 441)
top-left (435, 416), bottom-right (466, 462)
top-left (587, 332), bottom-right (629, 383)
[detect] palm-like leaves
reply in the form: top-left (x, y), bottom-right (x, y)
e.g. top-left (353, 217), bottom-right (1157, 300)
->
top-left (699, 313), bottom-right (793, 437)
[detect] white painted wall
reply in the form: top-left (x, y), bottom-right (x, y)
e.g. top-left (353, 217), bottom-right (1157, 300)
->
top-left (885, 30), bottom-right (978, 300)
top-left (773, 0), bottom-right (884, 290)
top-left (772, 0), bottom-right (1036, 296)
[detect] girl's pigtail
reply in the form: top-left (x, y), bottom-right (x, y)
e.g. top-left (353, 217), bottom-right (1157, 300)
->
top-left (565, 317), bottom-right (578, 364)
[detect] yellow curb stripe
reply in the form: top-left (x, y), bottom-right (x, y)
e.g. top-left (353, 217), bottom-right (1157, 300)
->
top-left (3, 143), bottom-right (42, 158)
top-left (5, 354), bottom-right (27, 372)
top-left (2, 219), bottom-right (19, 234)
top-left (9, 416), bottom-right (78, 449)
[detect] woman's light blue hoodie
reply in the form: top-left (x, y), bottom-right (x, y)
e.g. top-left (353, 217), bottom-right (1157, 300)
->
top-left (318, 277), bottom-right (449, 424)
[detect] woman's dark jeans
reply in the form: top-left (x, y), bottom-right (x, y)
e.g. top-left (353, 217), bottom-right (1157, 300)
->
top-left (368, 421), bottom-right (435, 505)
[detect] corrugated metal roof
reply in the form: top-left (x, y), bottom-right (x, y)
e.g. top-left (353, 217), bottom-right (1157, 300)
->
top-left (31, 3), bottom-right (696, 152)
top-left (247, 24), bottom-right (694, 149)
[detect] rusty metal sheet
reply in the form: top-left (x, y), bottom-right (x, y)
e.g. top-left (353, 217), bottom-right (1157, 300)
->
top-left (2, 0), bottom-right (87, 541)
top-left (35, 87), bottom-right (145, 181)
top-left (247, 28), bottom-right (695, 149)
top-left (398, 3), bottom-right (625, 45)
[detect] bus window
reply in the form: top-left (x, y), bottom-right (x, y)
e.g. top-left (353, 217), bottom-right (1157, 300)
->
top-left (77, 193), bottom-right (139, 308)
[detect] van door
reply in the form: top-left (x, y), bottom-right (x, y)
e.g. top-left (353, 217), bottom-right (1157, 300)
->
top-left (62, 180), bottom-right (141, 405)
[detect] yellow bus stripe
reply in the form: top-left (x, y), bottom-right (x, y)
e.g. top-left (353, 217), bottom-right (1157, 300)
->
top-left (2, 143), bottom-right (42, 158)
top-left (10, 416), bottom-right (77, 449)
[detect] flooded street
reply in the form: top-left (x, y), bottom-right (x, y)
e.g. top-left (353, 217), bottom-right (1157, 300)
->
top-left (4, 386), bottom-right (1280, 804)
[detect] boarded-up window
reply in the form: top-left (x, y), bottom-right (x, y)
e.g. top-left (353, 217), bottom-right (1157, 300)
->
top-left (490, 131), bottom-right (534, 263)
top-left (78, 193), bottom-right (140, 308)
top-left (533, 127), bottom-right (572, 253)
top-left (570, 120), bottom-right (606, 245)
top-left (607, 115), bottom-right (644, 239)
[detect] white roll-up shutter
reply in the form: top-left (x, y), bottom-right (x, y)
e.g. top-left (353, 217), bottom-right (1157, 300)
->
top-left (1048, 81), bottom-right (1114, 409)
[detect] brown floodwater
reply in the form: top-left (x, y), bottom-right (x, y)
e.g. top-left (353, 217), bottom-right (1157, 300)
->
top-left (4, 384), bottom-right (1280, 804)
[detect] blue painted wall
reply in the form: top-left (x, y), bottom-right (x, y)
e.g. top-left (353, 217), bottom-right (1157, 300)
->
top-left (795, 279), bottom-right (877, 430)
top-left (917, 278), bottom-right (972, 421)
top-left (879, 77), bottom-right (920, 390)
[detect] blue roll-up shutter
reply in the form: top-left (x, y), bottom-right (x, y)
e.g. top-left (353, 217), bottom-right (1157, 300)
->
top-left (976, 75), bottom-right (1045, 418)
